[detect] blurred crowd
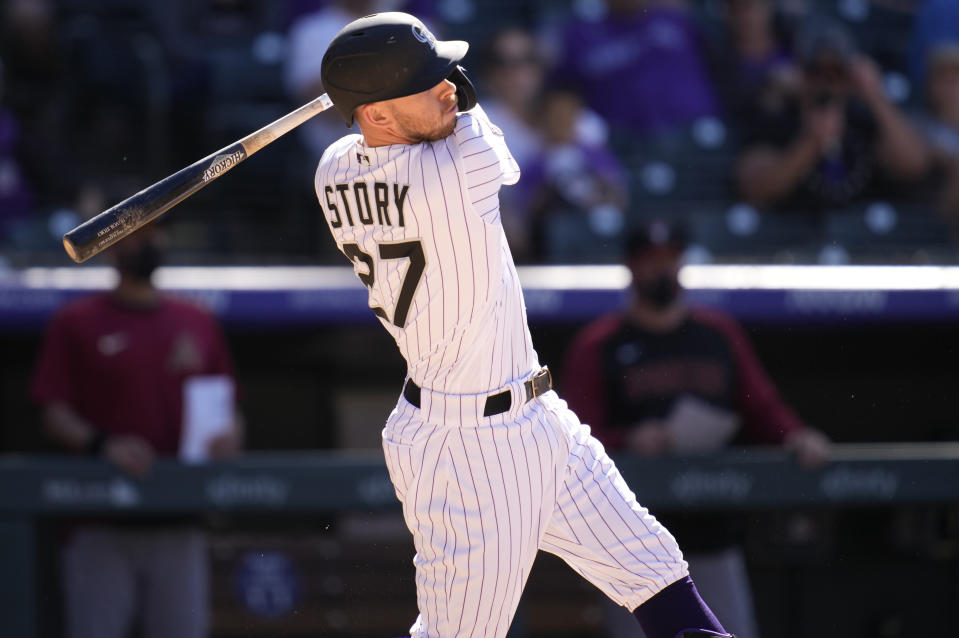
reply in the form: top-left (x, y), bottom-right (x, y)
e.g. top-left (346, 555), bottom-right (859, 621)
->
top-left (2, 0), bottom-right (959, 265)
top-left (5, 4), bottom-right (958, 637)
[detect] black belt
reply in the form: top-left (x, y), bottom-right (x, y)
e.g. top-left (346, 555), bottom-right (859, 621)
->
top-left (403, 368), bottom-right (553, 417)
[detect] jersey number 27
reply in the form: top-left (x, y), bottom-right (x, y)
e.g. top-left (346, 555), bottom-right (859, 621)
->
top-left (343, 240), bottom-right (425, 328)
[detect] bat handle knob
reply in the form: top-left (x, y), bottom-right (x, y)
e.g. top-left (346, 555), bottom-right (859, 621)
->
top-left (62, 234), bottom-right (83, 263)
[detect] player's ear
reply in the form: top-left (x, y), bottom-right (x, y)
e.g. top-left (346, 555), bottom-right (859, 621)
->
top-left (357, 102), bottom-right (392, 128)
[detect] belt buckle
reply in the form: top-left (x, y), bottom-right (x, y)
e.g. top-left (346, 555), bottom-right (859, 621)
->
top-left (528, 367), bottom-right (552, 400)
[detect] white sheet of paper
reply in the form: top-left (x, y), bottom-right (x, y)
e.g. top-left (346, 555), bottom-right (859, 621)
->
top-left (664, 395), bottom-right (740, 452)
top-left (180, 375), bottom-right (234, 463)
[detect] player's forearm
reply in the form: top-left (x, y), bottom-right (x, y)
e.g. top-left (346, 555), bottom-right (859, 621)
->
top-left (41, 402), bottom-right (101, 453)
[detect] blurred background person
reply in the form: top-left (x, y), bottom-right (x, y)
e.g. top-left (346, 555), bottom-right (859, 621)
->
top-left (552, 0), bottom-right (720, 141)
top-left (477, 26), bottom-right (551, 259)
top-left (283, 0), bottom-right (372, 159)
top-left (735, 18), bottom-right (930, 213)
top-left (30, 224), bottom-right (244, 638)
top-left (562, 218), bottom-right (830, 638)
top-left (912, 36), bottom-right (959, 235)
top-left (479, 27), bottom-right (611, 261)
top-left (909, 0), bottom-right (959, 93)
top-left (709, 0), bottom-right (799, 131)
top-left (478, 27), bottom-right (550, 176)
top-left (0, 0), bottom-right (98, 252)
top-left (0, 52), bottom-right (99, 253)
top-left (516, 87), bottom-right (628, 262)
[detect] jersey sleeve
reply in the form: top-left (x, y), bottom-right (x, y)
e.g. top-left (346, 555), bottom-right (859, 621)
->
top-left (30, 309), bottom-right (78, 407)
top-left (202, 311), bottom-right (243, 403)
top-left (202, 313), bottom-right (236, 376)
top-left (694, 308), bottom-right (806, 443)
top-left (173, 299), bottom-right (242, 401)
top-left (452, 105), bottom-right (521, 223)
top-left (561, 315), bottom-right (625, 450)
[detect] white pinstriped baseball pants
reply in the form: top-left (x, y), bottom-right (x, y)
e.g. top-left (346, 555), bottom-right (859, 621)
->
top-left (382, 377), bottom-right (689, 638)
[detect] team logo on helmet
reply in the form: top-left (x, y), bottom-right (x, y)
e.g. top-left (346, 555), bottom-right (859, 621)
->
top-left (411, 24), bottom-right (436, 49)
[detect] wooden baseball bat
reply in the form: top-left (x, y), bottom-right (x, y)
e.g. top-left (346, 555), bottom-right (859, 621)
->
top-left (62, 93), bottom-right (334, 263)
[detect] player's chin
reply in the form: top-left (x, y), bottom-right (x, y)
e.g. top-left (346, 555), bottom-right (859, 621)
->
top-left (420, 114), bottom-right (457, 142)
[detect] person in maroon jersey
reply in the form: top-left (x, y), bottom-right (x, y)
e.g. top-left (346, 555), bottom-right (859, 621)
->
top-left (30, 224), bottom-right (243, 638)
top-left (562, 218), bottom-right (830, 638)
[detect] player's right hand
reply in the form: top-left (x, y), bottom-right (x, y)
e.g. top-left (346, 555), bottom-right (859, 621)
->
top-left (103, 434), bottom-right (156, 477)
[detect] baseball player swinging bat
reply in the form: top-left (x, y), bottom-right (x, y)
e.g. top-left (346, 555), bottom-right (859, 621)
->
top-left (61, 93), bottom-right (334, 263)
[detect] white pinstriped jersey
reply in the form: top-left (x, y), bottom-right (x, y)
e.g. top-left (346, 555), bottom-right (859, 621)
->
top-left (316, 104), bottom-right (688, 638)
top-left (315, 105), bottom-right (539, 394)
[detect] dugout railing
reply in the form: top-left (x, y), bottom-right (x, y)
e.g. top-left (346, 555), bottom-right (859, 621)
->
top-left (1, 444), bottom-right (958, 638)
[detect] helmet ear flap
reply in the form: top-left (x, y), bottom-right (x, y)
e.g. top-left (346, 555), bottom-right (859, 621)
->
top-left (448, 66), bottom-right (477, 112)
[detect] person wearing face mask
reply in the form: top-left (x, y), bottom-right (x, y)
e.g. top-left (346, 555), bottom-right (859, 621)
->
top-left (561, 218), bottom-right (830, 638)
top-left (30, 224), bottom-right (243, 638)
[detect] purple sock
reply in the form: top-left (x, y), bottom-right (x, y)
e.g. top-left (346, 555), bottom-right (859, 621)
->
top-left (632, 576), bottom-right (729, 638)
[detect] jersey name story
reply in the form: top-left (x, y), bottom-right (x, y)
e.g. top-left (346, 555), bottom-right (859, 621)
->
top-left (314, 108), bottom-right (539, 395)
top-left (322, 181), bottom-right (411, 228)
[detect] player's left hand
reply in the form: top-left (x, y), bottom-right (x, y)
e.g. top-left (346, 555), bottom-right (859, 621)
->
top-left (784, 427), bottom-right (831, 468)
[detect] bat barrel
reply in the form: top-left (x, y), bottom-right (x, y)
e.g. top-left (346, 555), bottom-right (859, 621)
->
top-left (62, 191), bottom-right (172, 264)
top-left (62, 143), bottom-right (248, 263)
top-left (61, 93), bottom-right (333, 264)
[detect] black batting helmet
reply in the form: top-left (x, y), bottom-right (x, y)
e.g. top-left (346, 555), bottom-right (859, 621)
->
top-left (321, 12), bottom-right (476, 126)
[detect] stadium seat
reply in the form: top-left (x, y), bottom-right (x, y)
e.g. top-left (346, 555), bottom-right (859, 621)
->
top-left (823, 203), bottom-right (956, 262)
top-left (683, 204), bottom-right (822, 262)
top-left (626, 120), bottom-right (738, 211)
top-left (542, 210), bottom-right (627, 264)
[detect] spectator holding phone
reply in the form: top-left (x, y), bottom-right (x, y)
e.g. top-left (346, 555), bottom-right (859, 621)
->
top-left (735, 18), bottom-right (929, 213)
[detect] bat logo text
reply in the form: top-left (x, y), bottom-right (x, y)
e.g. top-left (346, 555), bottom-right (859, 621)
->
top-left (202, 149), bottom-right (246, 182)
